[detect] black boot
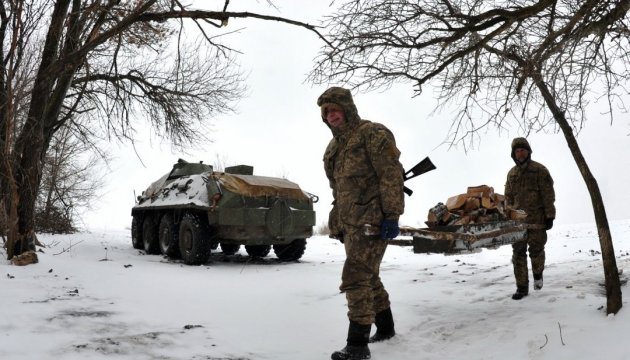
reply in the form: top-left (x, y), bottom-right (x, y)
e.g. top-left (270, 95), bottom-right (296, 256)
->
top-left (511, 286), bottom-right (529, 300)
top-left (533, 273), bottom-right (543, 290)
top-left (369, 308), bottom-right (395, 343)
top-left (331, 320), bottom-right (371, 360)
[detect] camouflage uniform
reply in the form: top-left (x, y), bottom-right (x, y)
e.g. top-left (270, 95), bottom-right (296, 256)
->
top-left (318, 87), bottom-right (405, 325)
top-left (505, 137), bottom-right (555, 291)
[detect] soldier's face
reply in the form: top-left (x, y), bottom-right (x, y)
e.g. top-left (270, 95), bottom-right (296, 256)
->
top-left (326, 107), bottom-right (345, 128)
top-left (514, 148), bottom-right (529, 163)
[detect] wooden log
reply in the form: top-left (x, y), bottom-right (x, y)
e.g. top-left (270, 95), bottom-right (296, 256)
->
top-left (445, 193), bottom-right (467, 210)
top-left (466, 185), bottom-right (494, 198)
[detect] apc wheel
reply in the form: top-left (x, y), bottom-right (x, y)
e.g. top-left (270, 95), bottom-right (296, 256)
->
top-left (159, 213), bottom-right (179, 258)
top-left (220, 243), bottom-right (240, 255)
top-left (245, 245), bottom-right (271, 258)
top-left (273, 239), bottom-right (307, 261)
top-left (178, 212), bottom-right (211, 265)
top-left (131, 216), bottom-right (143, 249)
top-left (142, 215), bottom-right (160, 254)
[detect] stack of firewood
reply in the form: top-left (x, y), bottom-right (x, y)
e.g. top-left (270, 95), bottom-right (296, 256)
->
top-left (426, 185), bottom-right (526, 228)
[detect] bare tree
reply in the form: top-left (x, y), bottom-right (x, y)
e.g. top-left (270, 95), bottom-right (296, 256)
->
top-left (310, 0), bottom-right (630, 314)
top-left (36, 125), bottom-right (107, 234)
top-left (0, 1), bottom-right (328, 261)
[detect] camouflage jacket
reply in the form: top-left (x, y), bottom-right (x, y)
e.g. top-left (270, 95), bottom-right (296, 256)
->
top-left (317, 87), bottom-right (405, 236)
top-left (505, 160), bottom-right (556, 224)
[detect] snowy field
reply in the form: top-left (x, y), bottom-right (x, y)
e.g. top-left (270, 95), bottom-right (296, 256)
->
top-left (1, 220), bottom-right (630, 360)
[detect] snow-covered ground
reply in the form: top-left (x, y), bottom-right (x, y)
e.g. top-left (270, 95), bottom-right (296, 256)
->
top-left (1, 220), bottom-right (630, 360)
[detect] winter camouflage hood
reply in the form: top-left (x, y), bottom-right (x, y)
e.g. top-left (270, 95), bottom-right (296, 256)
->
top-left (317, 87), bottom-right (361, 136)
top-left (511, 137), bottom-right (532, 164)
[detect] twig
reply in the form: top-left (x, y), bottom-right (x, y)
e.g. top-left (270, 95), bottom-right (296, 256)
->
top-left (558, 322), bottom-right (566, 345)
top-left (47, 240), bottom-right (61, 248)
top-left (240, 253), bottom-right (257, 274)
top-left (539, 334), bottom-right (549, 349)
top-left (53, 240), bottom-right (84, 255)
top-left (99, 246), bottom-right (109, 261)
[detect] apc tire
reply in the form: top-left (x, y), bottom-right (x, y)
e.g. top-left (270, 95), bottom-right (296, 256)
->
top-left (159, 213), bottom-right (180, 258)
top-left (245, 245), bottom-right (271, 258)
top-left (220, 243), bottom-right (240, 255)
top-left (273, 239), bottom-right (306, 261)
top-left (142, 215), bottom-right (160, 254)
top-left (178, 212), bottom-right (211, 265)
top-left (131, 216), bottom-right (143, 249)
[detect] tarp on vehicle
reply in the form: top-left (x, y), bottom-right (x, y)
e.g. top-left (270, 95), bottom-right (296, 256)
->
top-left (213, 173), bottom-right (309, 201)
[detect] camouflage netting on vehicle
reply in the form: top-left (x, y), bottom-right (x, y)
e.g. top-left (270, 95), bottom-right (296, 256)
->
top-left (426, 185), bottom-right (526, 228)
top-left (213, 173), bottom-right (309, 201)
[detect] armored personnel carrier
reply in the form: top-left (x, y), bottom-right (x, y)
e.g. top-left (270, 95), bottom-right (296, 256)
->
top-left (131, 159), bottom-right (317, 265)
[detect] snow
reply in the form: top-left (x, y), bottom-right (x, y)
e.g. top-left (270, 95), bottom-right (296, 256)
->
top-left (2, 220), bottom-right (630, 360)
top-left (134, 174), bottom-right (210, 208)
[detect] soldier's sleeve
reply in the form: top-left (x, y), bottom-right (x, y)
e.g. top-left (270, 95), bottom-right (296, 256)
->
top-left (323, 141), bottom-right (337, 197)
top-left (365, 124), bottom-right (405, 219)
top-left (323, 141), bottom-right (341, 236)
top-left (504, 169), bottom-right (513, 207)
top-left (538, 166), bottom-right (556, 219)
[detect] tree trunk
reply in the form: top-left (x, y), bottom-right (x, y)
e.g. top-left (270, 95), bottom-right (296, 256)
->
top-left (533, 73), bottom-right (622, 314)
top-left (12, 119), bottom-right (46, 254)
top-left (2, 170), bottom-right (20, 260)
top-left (42, 153), bottom-right (58, 230)
top-left (0, 13), bottom-right (20, 259)
top-left (6, 0), bottom-right (73, 257)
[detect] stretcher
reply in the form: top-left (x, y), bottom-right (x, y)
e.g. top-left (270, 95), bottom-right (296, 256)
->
top-left (396, 221), bottom-right (541, 254)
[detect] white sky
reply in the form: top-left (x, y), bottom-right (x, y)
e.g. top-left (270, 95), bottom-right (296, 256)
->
top-left (2, 221), bottom-right (630, 359)
top-left (84, 1), bottom-right (630, 231)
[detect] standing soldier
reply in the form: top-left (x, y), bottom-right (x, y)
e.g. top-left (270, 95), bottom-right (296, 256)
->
top-left (505, 137), bottom-right (556, 300)
top-left (317, 87), bottom-right (405, 360)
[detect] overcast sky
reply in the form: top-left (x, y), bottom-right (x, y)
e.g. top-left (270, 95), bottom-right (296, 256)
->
top-left (84, 1), bottom-right (630, 232)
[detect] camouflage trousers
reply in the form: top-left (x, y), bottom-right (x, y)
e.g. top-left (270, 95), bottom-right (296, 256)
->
top-left (340, 227), bottom-right (391, 326)
top-left (512, 229), bottom-right (548, 289)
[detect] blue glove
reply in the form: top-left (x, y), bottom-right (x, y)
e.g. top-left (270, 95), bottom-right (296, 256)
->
top-left (380, 219), bottom-right (399, 239)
